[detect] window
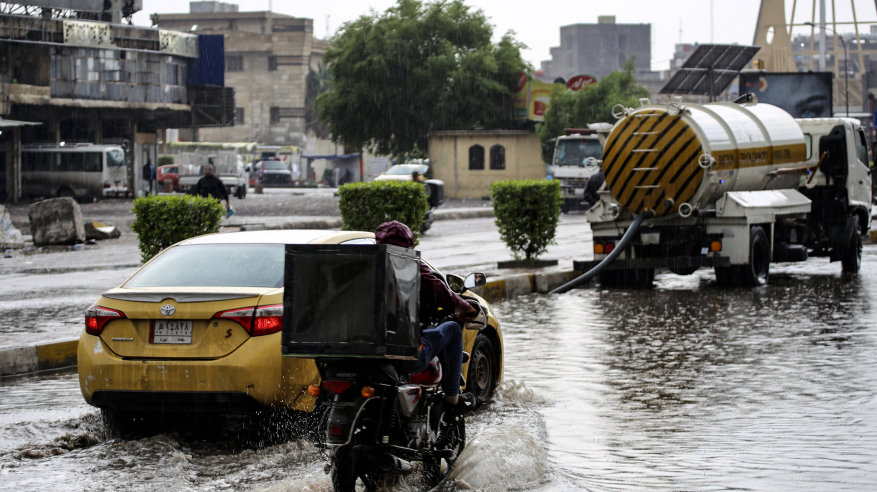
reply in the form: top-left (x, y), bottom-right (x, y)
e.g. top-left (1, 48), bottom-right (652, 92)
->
top-left (269, 55), bottom-right (308, 71)
top-left (270, 106), bottom-right (280, 123)
top-left (856, 129), bottom-right (869, 164)
top-left (83, 152), bottom-right (102, 172)
top-left (804, 134), bottom-right (812, 160)
top-left (235, 107), bottom-right (245, 125)
top-left (106, 149), bottom-right (125, 167)
top-left (469, 144), bottom-right (484, 170)
top-left (226, 55), bottom-right (243, 72)
top-left (270, 107), bottom-right (305, 123)
top-left (489, 145), bottom-right (505, 170)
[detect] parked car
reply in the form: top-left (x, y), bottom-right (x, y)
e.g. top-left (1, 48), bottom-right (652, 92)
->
top-left (251, 158), bottom-right (293, 186)
top-left (156, 165), bottom-right (179, 191)
top-left (77, 230), bottom-right (503, 423)
top-left (373, 163), bottom-right (431, 182)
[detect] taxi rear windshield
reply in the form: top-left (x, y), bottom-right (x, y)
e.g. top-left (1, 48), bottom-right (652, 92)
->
top-left (125, 244), bottom-right (285, 288)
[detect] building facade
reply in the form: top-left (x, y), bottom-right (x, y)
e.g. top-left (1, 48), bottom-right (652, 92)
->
top-left (152, 2), bottom-right (329, 147)
top-left (428, 131), bottom-right (544, 199)
top-left (540, 16), bottom-right (651, 81)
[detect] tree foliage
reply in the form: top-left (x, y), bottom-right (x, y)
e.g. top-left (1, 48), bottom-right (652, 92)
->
top-left (316, 0), bottom-right (528, 158)
top-left (536, 58), bottom-right (651, 162)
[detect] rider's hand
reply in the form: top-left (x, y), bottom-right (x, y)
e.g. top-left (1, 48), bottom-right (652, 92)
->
top-left (457, 303), bottom-right (477, 322)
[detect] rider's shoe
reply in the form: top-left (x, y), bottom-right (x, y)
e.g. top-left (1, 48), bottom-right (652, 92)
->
top-left (444, 392), bottom-right (477, 421)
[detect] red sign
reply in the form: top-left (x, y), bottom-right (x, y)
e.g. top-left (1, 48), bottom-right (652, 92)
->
top-left (515, 71), bottom-right (528, 93)
top-left (566, 74), bottom-right (597, 91)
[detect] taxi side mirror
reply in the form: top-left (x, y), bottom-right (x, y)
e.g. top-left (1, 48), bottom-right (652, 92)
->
top-left (463, 272), bottom-right (486, 290)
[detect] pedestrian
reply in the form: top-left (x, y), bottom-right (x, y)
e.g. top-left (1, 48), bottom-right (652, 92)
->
top-left (411, 170), bottom-right (421, 182)
top-left (142, 158), bottom-right (155, 196)
top-left (193, 164), bottom-right (230, 210)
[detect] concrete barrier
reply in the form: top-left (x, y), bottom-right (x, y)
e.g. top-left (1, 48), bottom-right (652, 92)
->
top-left (28, 197), bottom-right (86, 246)
top-left (0, 340), bottom-right (78, 377)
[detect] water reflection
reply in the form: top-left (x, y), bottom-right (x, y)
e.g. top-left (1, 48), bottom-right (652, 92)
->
top-left (493, 250), bottom-right (877, 491)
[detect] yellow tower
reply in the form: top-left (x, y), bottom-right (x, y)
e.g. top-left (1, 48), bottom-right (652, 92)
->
top-left (753, 0), bottom-right (798, 72)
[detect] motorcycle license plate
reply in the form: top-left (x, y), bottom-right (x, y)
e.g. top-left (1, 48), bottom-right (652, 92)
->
top-left (150, 320), bottom-right (193, 344)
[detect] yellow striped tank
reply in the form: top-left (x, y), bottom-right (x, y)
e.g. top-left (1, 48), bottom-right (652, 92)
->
top-left (602, 102), bottom-right (808, 218)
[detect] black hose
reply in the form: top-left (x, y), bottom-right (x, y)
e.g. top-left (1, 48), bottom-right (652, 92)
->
top-left (550, 211), bottom-right (652, 294)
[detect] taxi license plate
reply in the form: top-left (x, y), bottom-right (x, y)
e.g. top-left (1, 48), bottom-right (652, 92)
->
top-left (150, 320), bottom-right (193, 344)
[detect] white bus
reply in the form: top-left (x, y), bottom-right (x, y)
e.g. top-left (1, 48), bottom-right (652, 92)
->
top-left (21, 144), bottom-right (129, 199)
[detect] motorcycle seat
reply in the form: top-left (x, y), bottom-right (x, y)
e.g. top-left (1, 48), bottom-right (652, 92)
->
top-left (410, 357), bottom-right (442, 386)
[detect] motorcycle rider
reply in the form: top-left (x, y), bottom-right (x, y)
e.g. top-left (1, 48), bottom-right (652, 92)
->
top-left (374, 221), bottom-right (478, 415)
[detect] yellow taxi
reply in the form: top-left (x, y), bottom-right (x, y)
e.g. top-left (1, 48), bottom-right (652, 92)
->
top-left (78, 230), bottom-right (502, 423)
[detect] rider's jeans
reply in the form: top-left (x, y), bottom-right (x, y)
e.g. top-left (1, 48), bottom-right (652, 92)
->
top-left (403, 320), bottom-right (463, 396)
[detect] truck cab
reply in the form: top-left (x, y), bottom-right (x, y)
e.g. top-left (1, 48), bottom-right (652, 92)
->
top-left (550, 129), bottom-right (604, 213)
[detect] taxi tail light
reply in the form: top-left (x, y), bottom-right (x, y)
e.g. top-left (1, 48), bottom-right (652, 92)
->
top-left (214, 307), bottom-right (255, 332)
top-left (322, 380), bottom-right (353, 394)
top-left (85, 305), bottom-right (126, 336)
top-left (252, 304), bottom-right (283, 336)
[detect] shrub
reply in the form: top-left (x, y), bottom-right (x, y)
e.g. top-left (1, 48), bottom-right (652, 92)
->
top-left (490, 180), bottom-right (562, 260)
top-left (131, 194), bottom-right (224, 262)
top-left (157, 154), bottom-right (175, 166)
top-left (338, 181), bottom-right (429, 244)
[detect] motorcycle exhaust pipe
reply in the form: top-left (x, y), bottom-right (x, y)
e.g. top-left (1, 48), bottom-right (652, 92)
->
top-left (376, 454), bottom-right (414, 474)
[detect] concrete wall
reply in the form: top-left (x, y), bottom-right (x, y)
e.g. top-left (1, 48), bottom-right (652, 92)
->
top-left (545, 21), bottom-right (651, 80)
top-left (428, 131), bottom-right (544, 199)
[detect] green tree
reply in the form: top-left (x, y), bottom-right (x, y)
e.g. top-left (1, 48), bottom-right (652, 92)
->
top-left (315, 0), bottom-right (528, 158)
top-left (537, 58), bottom-right (650, 162)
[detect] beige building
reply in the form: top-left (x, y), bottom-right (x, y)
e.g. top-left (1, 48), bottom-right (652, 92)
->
top-left (428, 131), bottom-right (545, 199)
top-left (152, 2), bottom-right (329, 146)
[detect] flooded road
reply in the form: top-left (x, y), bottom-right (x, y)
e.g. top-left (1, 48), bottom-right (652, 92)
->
top-left (2, 245), bottom-right (877, 490)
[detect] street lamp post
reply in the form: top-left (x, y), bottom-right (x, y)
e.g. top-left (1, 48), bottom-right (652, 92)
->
top-left (806, 21), bottom-right (848, 117)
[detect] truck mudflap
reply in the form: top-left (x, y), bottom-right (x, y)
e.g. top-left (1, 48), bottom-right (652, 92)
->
top-left (574, 256), bottom-right (730, 272)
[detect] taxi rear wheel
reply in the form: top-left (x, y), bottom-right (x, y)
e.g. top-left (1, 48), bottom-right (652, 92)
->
top-left (466, 334), bottom-right (496, 402)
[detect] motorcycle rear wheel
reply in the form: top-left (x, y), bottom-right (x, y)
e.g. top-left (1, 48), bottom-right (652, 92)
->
top-left (422, 418), bottom-right (466, 487)
top-left (331, 445), bottom-right (381, 492)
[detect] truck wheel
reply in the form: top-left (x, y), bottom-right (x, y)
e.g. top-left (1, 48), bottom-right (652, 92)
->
top-left (741, 226), bottom-right (770, 287)
top-left (841, 216), bottom-right (862, 273)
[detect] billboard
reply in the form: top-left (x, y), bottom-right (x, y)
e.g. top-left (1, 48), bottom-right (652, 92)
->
top-left (738, 72), bottom-right (833, 118)
top-left (512, 72), bottom-right (567, 122)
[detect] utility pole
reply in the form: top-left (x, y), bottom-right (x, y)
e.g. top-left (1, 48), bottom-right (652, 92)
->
top-left (819, 0), bottom-right (826, 70)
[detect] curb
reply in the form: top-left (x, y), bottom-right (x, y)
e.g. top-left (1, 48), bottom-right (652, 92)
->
top-left (472, 270), bottom-right (581, 303)
top-left (0, 266), bottom-right (577, 378)
top-left (0, 339), bottom-right (78, 377)
top-left (237, 209), bottom-right (495, 232)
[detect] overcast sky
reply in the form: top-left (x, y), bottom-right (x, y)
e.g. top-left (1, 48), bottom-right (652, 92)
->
top-left (133, 0), bottom-right (877, 72)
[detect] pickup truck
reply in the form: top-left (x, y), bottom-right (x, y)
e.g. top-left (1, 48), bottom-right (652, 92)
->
top-left (177, 152), bottom-right (248, 199)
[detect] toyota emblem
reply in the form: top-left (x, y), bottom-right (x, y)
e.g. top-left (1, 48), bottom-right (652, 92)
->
top-left (160, 304), bottom-right (176, 316)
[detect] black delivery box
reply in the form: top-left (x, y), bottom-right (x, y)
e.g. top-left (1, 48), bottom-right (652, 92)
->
top-left (281, 244), bottom-right (420, 359)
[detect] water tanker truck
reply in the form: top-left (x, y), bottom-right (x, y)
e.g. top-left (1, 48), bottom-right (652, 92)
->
top-left (556, 97), bottom-right (872, 290)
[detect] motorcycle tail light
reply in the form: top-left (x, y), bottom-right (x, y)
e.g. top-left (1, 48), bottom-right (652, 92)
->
top-left (85, 305), bottom-right (126, 336)
top-left (329, 426), bottom-right (344, 436)
top-left (322, 380), bottom-right (353, 394)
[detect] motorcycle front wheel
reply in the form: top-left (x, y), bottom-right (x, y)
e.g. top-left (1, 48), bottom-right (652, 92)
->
top-left (422, 417), bottom-right (466, 487)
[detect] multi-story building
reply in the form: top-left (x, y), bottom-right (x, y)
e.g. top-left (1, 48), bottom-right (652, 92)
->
top-left (0, 0), bottom-right (229, 202)
top-left (152, 2), bottom-right (330, 146)
top-left (540, 16), bottom-right (651, 81)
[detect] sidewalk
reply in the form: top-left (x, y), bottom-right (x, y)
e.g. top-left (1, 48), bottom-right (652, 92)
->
top-left (0, 211), bottom-right (593, 376)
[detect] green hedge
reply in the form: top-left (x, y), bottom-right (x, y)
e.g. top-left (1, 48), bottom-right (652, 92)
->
top-left (131, 194), bottom-right (224, 262)
top-left (490, 179), bottom-right (562, 260)
top-left (338, 181), bottom-right (428, 244)
top-left (157, 154), bottom-right (175, 167)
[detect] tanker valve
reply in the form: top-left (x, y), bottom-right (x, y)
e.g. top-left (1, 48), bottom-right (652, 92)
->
top-left (678, 202), bottom-right (695, 218)
top-left (698, 154), bottom-right (716, 169)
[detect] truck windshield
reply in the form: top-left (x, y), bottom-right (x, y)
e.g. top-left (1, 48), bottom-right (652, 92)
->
top-left (262, 161), bottom-right (286, 170)
top-left (555, 140), bottom-right (603, 166)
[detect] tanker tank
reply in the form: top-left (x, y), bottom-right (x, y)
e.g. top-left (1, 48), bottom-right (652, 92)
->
top-left (601, 101), bottom-right (808, 218)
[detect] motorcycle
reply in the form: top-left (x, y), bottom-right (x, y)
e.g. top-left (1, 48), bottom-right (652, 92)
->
top-left (311, 273), bottom-right (487, 492)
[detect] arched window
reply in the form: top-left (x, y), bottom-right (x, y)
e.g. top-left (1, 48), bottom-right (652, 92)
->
top-left (468, 144), bottom-right (484, 170)
top-left (490, 145), bottom-right (505, 170)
